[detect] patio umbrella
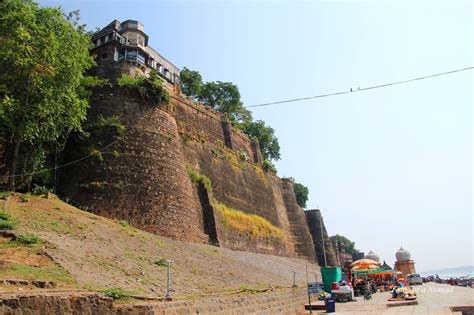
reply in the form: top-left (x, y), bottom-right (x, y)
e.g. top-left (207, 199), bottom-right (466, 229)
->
top-left (351, 259), bottom-right (381, 271)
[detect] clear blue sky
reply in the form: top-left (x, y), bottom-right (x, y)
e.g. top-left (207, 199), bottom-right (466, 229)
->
top-left (38, 0), bottom-right (473, 272)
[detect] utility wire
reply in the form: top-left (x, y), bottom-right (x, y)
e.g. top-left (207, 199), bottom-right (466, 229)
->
top-left (3, 66), bottom-right (472, 179)
top-left (247, 66), bottom-right (474, 108)
top-left (0, 134), bottom-right (125, 180)
top-left (2, 96), bottom-right (230, 181)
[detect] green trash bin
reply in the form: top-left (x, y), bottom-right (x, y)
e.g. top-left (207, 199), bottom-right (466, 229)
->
top-left (321, 267), bottom-right (342, 293)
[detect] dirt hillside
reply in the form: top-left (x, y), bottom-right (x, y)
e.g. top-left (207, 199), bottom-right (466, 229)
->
top-left (1, 194), bottom-right (321, 298)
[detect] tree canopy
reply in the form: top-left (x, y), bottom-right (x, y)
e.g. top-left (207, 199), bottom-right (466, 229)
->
top-left (179, 67), bottom-right (280, 162)
top-left (198, 81), bottom-right (253, 125)
top-left (180, 67), bottom-right (202, 99)
top-left (241, 120), bottom-right (280, 161)
top-left (0, 0), bottom-right (97, 190)
top-left (330, 234), bottom-right (357, 255)
top-left (285, 177), bottom-right (309, 208)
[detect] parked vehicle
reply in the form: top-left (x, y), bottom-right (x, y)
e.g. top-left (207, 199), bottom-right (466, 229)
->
top-left (456, 276), bottom-right (473, 287)
top-left (406, 274), bottom-right (423, 285)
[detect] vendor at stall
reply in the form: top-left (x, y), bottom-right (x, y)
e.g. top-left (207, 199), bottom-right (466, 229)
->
top-left (332, 280), bottom-right (354, 301)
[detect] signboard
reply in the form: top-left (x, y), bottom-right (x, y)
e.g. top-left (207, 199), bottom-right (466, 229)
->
top-left (307, 282), bottom-right (324, 295)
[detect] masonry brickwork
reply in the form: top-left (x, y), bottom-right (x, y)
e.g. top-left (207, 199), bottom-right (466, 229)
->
top-left (56, 60), bottom-right (335, 263)
top-left (0, 288), bottom-right (309, 315)
top-left (305, 209), bottom-right (338, 266)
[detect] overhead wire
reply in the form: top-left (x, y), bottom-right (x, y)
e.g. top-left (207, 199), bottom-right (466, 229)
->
top-left (3, 66), bottom-right (472, 180)
top-left (247, 66), bottom-right (474, 108)
top-left (0, 131), bottom-right (126, 180)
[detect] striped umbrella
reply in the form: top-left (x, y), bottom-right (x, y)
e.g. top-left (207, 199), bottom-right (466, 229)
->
top-left (351, 259), bottom-right (381, 271)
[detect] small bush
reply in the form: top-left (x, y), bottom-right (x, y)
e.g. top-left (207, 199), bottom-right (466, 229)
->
top-left (19, 195), bottom-right (29, 202)
top-left (17, 234), bottom-right (40, 245)
top-left (0, 211), bottom-right (18, 230)
top-left (186, 166), bottom-right (213, 194)
top-left (118, 72), bottom-right (169, 106)
top-left (81, 181), bottom-right (107, 189)
top-left (154, 259), bottom-right (168, 267)
top-left (262, 160), bottom-right (277, 174)
top-left (101, 287), bottom-right (130, 300)
top-left (89, 148), bottom-right (104, 162)
top-left (94, 114), bottom-right (126, 136)
top-left (0, 211), bottom-right (10, 221)
top-left (208, 238), bottom-right (220, 247)
top-left (0, 191), bottom-right (10, 200)
top-left (32, 184), bottom-right (51, 196)
top-left (111, 181), bottom-right (125, 189)
top-left (211, 148), bottom-right (223, 158)
top-left (117, 74), bottom-right (139, 87)
top-left (0, 220), bottom-right (16, 230)
top-left (238, 149), bottom-right (249, 161)
top-left (181, 133), bottom-right (190, 145)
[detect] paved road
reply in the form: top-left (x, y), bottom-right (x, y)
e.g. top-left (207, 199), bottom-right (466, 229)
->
top-left (306, 283), bottom-right (474, 314)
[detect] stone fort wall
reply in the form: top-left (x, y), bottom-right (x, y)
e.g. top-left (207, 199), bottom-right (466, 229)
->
top-left (57, 61), bottom-right (335, 262)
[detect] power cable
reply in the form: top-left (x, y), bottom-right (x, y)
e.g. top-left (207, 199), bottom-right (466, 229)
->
top-left (1, 133), bottom-right (125, 180)
top-left (247, 66), bottom-right (474, 108)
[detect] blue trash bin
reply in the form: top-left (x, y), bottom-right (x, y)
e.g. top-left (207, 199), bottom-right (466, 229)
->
top-left (325, 298), bottom-right (336, 313)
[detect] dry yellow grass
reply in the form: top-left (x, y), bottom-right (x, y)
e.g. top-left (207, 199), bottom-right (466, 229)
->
top-left (211, 201), bottom-right (283, 240)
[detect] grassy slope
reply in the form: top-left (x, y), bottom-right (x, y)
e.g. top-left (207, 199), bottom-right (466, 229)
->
top-left (1, 194), bottom-right (320, 298)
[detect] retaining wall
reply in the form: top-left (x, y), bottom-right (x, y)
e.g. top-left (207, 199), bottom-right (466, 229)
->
top-left (0, 289), bottom-right (308, 315)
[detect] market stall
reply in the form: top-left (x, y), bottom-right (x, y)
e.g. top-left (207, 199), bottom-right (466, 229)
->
top-left (351, 259), bottom-right (382, 297)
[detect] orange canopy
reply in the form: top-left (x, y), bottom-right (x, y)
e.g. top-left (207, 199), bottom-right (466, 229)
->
top-left (351, 259), bottom-right (381, 271)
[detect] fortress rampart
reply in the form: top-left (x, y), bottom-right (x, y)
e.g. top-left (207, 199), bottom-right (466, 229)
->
top-left (58, 65), bottom-right (335, 263)
top-left (305, 209), bottom-right (338, 266)
top-left (39, 19), bottom-right (337, 264)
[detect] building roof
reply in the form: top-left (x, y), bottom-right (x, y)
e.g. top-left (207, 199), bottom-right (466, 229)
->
top-left (395, 246), bottom-right (411, 262)
top-left (381, 260), bottom-right (392, 270)
top-left (365, 250), bottom-right (380, 263)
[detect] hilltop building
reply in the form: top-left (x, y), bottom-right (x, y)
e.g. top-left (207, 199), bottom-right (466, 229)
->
top-left (90, 19), bottom-right (180, 84)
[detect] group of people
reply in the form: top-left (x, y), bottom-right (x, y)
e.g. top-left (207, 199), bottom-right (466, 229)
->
top-left (332, 278), bottom-right (378, 302)
top-left (352, 277), bottom-right (379, 295)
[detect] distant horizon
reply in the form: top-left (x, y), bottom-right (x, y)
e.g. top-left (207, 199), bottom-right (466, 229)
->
top-left (419, 265), bottom-right (474, 274)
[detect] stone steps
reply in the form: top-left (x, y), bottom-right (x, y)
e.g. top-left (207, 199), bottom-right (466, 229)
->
top-left (1, 288), bottom-right (308, 314)
top-left (117, 288), bottom-right (308, 314)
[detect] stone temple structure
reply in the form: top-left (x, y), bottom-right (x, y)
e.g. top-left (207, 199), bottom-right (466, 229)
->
top-left (394, 246), bottom-right (416, 276)
top-left (365, 250), bottom-right (380, 263)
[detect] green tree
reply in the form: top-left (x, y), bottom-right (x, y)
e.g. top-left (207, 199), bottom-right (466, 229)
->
top-left (118, 71), bottom-right (169, 105)
top-left (179, 68), bottom-right (280, 163)
top-left (293, 182), bottom-right (309, 208)
top-left (242, 120), bottom-right (280, 161)
top-left (198, 81), bottom-right (252, 124)
top-left (330, 234), bottom-right (356, 255)
top-left (179, 67), bottom-right (203, 99)
top-left (284, 177), bottom-right (309, 208)
top-left (0, 0), bottom-right (96, 190)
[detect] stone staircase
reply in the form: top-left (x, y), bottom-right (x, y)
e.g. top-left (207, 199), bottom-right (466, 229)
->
top-left (0, 288), bottom-right (308, 315)
top-left (116, 288), bottom-right (308, 314)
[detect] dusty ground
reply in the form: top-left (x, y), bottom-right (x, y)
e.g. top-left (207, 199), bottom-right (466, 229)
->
top-left (1, 194), bottom-right (320, 298)
top-left (304, 283), bottom-right (474, 314)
